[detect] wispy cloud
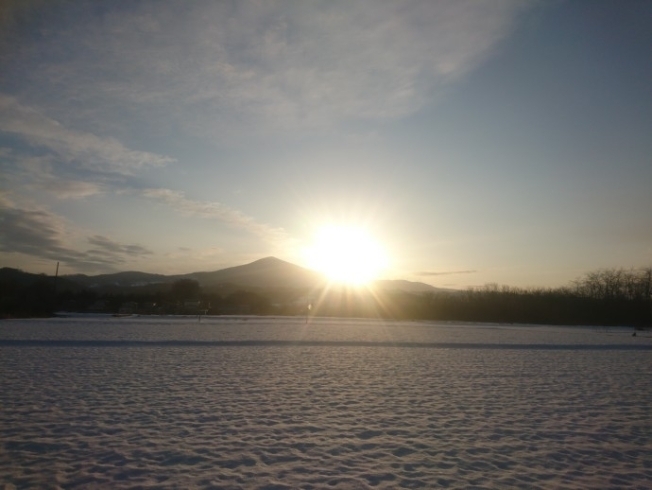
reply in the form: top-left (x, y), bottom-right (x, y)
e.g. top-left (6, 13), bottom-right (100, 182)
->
top-left (417, 270), bottom-right (477, 276)
top-left (1, 148), bottom-right (105, 199)
top-left (0, 94), bottom-right (175, 203)
top-left (0, 197), bottom-right (153, 271)
top-left (0, 94), bottom-right (174, 174)
top-left (166, 245), bottom-right (223, 260)
top-left (87, 235), bottom-right (153, 258)
top-left (37, 178), bottom-right (102, 200)
top-left (142, 188), bottom-right (290, 245)
top-left (1, 0), bottom-right (528, 139)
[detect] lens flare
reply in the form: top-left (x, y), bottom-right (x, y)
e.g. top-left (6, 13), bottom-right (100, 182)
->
top-left (304, 225), bottom-right (388, 285)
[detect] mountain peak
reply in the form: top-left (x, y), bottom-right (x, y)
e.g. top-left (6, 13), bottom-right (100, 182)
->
top-left (52, 257), bottom-right (444, 294)
top-left (251, 256), bottom-right (285, 265)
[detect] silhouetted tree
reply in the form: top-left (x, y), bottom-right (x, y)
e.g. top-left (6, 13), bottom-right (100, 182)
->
top-left (170, 279), bottom-right (201, 302)
top-left (224, 290), bottom-right (271, 314)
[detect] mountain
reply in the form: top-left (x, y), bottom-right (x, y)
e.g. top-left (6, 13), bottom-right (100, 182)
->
top-left (54, 256), bottom-right (447, 293)
top-left (65, 271), bottom-right (169, 288)
top-left (0, 267), bottom-right (84, 292)
top-left (372, 279), bottom-right (444, 293)
top-left (181, 257), bottom-right (325, 289)
top-left (60, 257), bottom-right (324, 290)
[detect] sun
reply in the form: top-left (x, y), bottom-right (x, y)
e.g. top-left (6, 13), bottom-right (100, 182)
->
top-left (304, 225), bottom-right (388, 285)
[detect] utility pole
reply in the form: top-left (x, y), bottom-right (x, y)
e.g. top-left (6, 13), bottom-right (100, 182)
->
top-left (53, 261), bottom-right (60, 295)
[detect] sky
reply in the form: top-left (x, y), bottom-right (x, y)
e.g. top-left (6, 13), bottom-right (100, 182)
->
top-left (1, 0), bottom-right (651, 289)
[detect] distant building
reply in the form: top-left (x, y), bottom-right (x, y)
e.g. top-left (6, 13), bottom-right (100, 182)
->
top-left (181, 300), bottom-right (207, 315)
top-left (220, 304), bottom-right (253, 315)
top-left (118, 301), bottom-right (138, 315)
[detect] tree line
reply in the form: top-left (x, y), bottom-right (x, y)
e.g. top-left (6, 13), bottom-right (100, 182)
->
top-left (1, 267), bottom-right (650, 327)
top-left (402, 268), bottom-right (651, 327)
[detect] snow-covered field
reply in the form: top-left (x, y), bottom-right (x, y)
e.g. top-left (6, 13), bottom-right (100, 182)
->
top-left (1, 316), bottom-right (651, 489)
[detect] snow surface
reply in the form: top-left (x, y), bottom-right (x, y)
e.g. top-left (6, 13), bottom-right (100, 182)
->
top-left (1, 317), bottom-right (651, 489)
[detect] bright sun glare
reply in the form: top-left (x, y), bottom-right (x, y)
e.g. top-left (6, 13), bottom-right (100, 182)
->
top-left (305, 225), bottom-right (388, 285)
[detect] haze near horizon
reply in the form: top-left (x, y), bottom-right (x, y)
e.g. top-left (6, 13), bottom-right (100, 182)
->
top-left (1, 0), bottom-right (651, 289)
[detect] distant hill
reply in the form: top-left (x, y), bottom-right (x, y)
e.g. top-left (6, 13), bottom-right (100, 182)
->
top-left (372, 279), bottom-right (446, 293)
top-left (0, 267), bottom-right (83, 292)
top-left (1, 260), bottom-right (453, 319)
top-left (65, 270), bottom-right (169, 288)
top-left (6, 256), bottom-right (448, 294)
top-left (61, 257), bottom-right (324, 290)
top-left (181, 257), bottom-right (326, 289)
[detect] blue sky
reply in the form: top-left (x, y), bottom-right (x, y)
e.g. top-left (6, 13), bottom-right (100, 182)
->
top-left (1, 0), bottom-right (651, 289)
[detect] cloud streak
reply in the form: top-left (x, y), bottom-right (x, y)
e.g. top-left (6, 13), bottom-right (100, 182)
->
top-left (0, 94), bottom-right (174, 174)
top-left (1, 148), bottom-right (105, 199)
top-left (417, 270), bottom-right (478, 277)
top-left (87, 235), bottom-right (153, 259)
top-left (1, 0), bottom-right (527, 138)
top-left (142, 188), bottom-right (290, 246)
top-left (37, 178), bottom-right (102, 200)
top-left (0, 197), bottom-right (153, 271)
